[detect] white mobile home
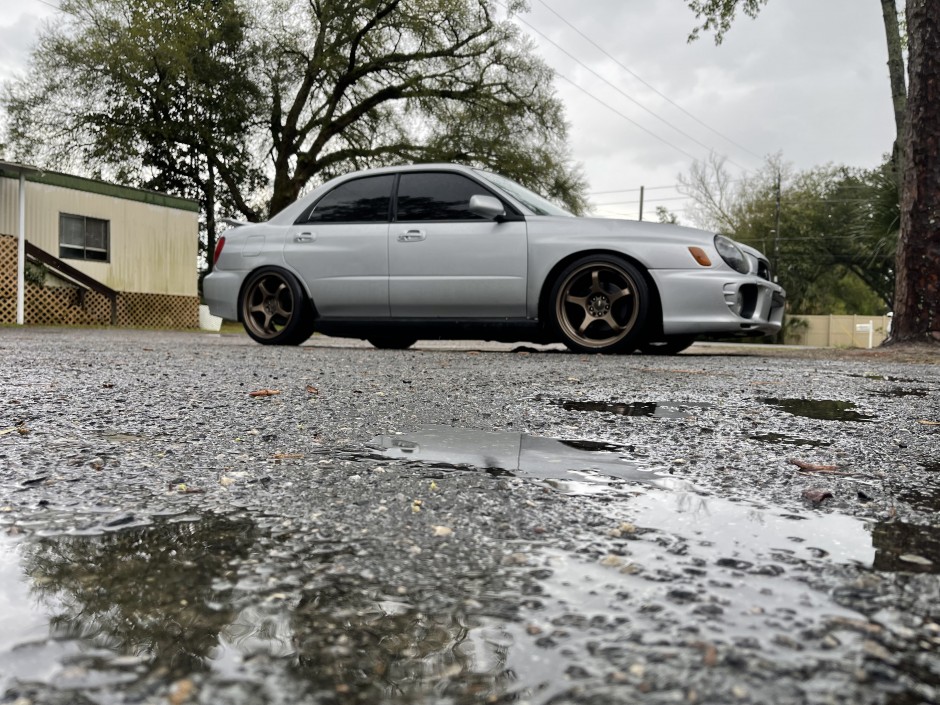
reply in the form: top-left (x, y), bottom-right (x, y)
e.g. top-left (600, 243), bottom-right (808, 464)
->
top-left (0, 162), bottom-right (200, 327)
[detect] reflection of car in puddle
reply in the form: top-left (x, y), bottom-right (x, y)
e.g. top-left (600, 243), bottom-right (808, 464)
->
top-left (373, 426), bottom-right (681, 493)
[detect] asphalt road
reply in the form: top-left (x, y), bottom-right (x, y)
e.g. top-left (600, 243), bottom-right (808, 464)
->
top-left (1, 328), bottom-right (939, 705)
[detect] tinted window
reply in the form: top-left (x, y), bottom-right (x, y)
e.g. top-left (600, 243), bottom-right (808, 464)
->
top-left (304, 175), bottom-right (393, 223)
top-left (396, 173), bottom-right (491, 221)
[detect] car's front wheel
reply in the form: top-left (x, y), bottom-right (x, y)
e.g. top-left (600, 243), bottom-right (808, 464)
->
top-left (550, 255), bottom-right (649, 353)
top-left (240, 268), bottom-right (314, 345)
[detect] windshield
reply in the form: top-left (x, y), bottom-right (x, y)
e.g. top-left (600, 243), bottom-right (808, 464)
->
top-left (473, 169), bottom-right (574, 217)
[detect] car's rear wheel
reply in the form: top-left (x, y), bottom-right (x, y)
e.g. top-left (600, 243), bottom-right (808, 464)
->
top-left (367, 336), bottom-right (417, 350)
top-left (240, 268), bottom-right (314, 345)
top-left (638, 335), bottom-right (696, 355)
top-left (551, 255), bottom-right (649, 353)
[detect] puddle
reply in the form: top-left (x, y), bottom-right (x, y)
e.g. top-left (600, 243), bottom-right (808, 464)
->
top-left (873, 388), bottom-right (929, 398)
top-left (556, 400), bottom-right (712, 419)
top-left (897, 485), bottom-right (940, 512)
top-left (749, 432), bottom-right (831, 448)
top-left (761, 398), bottom-right (876, 422)
top-left (0, 519), bottom-right (520, 704)
top-left (372, 426), bottom-right (669, 492)
top-left (849, 374), bottom-right (919, 383)
top-left (1, 515), bottom-right (257, 693)
top-left (872, 521), bottom-right (940, 573)
top-left (623, 489), bottom-right (875, 567)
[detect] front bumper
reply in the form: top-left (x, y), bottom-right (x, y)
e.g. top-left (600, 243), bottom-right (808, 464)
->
top-left (651, 269), bottom-right (786, 336)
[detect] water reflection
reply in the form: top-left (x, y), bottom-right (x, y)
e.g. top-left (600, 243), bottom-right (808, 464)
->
top-left (556, 399), bottom-right (712, 419)
top-left (373, 426), bottom-right (664, 489)
top-left (761, 398), bottom-right (876, 422)
top-left (17, 515), bottom-right (256, 683)
top-left (284, 579), bottom-right (516, 704)
top-left (872, 522), bottom-right (940, 573)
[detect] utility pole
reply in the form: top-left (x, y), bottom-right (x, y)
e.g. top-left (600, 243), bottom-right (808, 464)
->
top-left (638, 186), bottom-right (644, 221)
top-left (773, 172), bottom-right (781, 282)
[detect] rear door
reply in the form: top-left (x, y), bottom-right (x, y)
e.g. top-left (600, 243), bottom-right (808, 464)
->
top-left (283, 174), bottom-right (393, 318)
top-left (388, 171), bottom-right (527, 318)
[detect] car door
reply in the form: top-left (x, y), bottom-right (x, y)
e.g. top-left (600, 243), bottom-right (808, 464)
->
top-left (283, 174), bottom-right (393, 318)
top-left (388, 171), bottom-right (528, 318)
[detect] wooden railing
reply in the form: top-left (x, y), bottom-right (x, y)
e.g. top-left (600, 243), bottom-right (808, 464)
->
top-left (25, 241), bottom-right (119, 324)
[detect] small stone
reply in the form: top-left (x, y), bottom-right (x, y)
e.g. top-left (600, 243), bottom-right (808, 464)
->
top-left (628, 663), bottom-right (645, 678)
top-left (731, 685), bottom-right (748, 699)
top-left (432, 525), bottom-right (453, 537)
top-left (601, 555), bottom-right (625, 568)
top-left (899, 554), bottom-right (933, 566)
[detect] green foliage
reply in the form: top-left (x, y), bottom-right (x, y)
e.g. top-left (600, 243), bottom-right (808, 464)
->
top-left (656, 206), bottom-right (679, 224)
top-left (4, 0), bottom-right (587, 222)
top-left (680, 155), bottom-right (898, 314)
top-left (684, 0), bottom-right (770, 43)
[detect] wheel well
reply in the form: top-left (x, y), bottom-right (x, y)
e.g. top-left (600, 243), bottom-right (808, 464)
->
top-left (537, 250), bottom-right (664, 337)
top-left (237, 265), bottom-right (318, 324)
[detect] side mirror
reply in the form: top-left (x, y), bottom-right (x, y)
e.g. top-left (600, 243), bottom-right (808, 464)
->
top-left (469, 194), bottom-right (506, 220)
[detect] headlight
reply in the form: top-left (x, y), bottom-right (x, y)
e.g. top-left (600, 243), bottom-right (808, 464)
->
top-left (714, 235), bottom-right (750, 274)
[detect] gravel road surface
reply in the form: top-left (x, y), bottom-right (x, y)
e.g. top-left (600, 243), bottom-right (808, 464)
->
top-left (1, 328), bottom-right (938, 705)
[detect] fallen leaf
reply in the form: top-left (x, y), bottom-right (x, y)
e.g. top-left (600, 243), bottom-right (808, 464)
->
top-left (802, 488), bottom-right (833, 505)
top-left (432, 525), bottom-right (453, 537)
top-left (305, 385), bottom-right (319, 395)
top-left (789, 458), bottom-right (841, 472)
top-left (169, 678), bottom-right (194, 705)
top-left (270, 453), bottom-right (304, 460)
top-left (249, 389), bottom-right (281, 397)
top-left (918, 420), bottom-right (940, 426)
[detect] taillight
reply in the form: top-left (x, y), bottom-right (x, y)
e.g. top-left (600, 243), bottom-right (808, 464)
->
top-left (213, 236), bottom-right (226, 266)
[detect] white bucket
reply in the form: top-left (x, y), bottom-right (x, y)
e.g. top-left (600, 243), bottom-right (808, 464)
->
top-left (198, 304), bottom-right (222, 331)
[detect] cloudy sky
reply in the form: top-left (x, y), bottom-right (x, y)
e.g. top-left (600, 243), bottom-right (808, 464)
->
top-left (0, 0), bottom-right (895, 222)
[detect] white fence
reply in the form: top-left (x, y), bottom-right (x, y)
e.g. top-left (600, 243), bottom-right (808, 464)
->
top-left (785, 315), bottom-right (891, 348)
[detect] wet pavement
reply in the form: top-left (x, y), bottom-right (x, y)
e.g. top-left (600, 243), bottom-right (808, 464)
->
top-left (1, 328), bottom-right (939, 704)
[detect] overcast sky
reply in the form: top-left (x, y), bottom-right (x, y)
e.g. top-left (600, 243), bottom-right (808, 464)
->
top-left (0, 0), bottom-right (895, 222)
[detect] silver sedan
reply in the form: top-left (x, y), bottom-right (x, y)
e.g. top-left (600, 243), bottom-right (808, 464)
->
top-left (204, 164), bottom-right (785, 354)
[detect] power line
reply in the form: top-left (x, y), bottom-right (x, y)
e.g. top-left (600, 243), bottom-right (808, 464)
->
top-left (24, 0), bottom-right (61, 12)
top-left (513, 12), bottom-right (750, 172)
top-left (552, 72), bottom-right (701, 163)
top-left (533, 0), bottom-right (764, 165)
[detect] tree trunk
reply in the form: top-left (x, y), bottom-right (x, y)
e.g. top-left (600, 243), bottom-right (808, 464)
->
top-left (205, 160), bottom-right (217, 273)
top-left (880, 0), bottom-right (907, 188)
top-left (892, 0), bottom-right (940, 342)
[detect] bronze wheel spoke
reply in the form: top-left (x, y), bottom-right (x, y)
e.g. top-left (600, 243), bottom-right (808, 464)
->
top-left (608, 286), bottom-right (633, 305)
top-left (602, 313), bottom-right (625, 332)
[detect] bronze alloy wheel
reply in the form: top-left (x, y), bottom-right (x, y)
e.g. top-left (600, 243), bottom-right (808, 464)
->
top-left (241, 268), bottom-right (314, 345)
top-left (552, 256), bottom-right (648, 353)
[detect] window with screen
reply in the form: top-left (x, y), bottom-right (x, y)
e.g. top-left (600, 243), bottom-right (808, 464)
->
top-left (59, 214), bottom-right (110, 262)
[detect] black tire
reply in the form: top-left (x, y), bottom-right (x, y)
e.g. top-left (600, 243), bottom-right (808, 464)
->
top-left (367, 336), bottom-right (417, 350)
top-left (550, 255), bottom-right (649, 353)
top-left (240, 268), bottom-right (315, 345)
top-left (638, 335), bottom-right (696, 356)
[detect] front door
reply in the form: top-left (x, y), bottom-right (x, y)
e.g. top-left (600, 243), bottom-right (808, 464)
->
top-left (388, 171), bottom-right (527, 318)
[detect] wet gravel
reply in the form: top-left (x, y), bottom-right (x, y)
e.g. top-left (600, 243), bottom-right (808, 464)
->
top-left (1, 328), bottom-right (938, 705)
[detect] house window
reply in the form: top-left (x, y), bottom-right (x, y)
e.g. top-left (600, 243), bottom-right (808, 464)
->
top-left (59, 214), bottom-right (110, 262)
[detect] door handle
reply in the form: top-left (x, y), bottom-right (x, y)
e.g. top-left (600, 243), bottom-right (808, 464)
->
top-left (294, 232), bottom-right (316, 243)
top-left (397, 230), bottom-right (426, 243)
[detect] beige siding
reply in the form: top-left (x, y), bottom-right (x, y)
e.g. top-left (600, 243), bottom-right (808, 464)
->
top-left (785, 315), bottom-right (892, 348)
top-left (0, 175), bottom-right (197, 296)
